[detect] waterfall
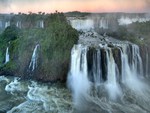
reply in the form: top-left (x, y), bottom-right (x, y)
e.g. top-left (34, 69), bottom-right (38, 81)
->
top-left (5, 47), bottom-right (10, 64)
top-left (99, 18), bottom-right (108, 29)
top-left (105, 48), bottom-right (121, 100)
top-left (16, 21), bottom-right (21, 28)
top-left (92, 49), bottom-right (102, 84)
top-left (0, 21), bottom-right (2, 28)
top-left (68, 45), bottom-right (90, 106)
top-left (40, 20), bottom-right (44, 28)
top-left (120, 44), bottom-right (145, 92)
top-left (5, 21), bottom-right (10, 28)
top-left (16, 21), bottom-right (19, 28)
top-left (29, 44), bottom-right (39, 71)
top-left (68, 42), bottom-right (145, 110)
top-left (118, 17), bottom-right (150, 25)
top-left (70, 19), bottom-right (94, 30)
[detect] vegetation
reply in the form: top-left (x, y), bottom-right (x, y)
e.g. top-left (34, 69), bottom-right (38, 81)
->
top-left (65, 11), bottom-right (91, 17)
top-left (105, 21), bottom-right (150, 45)
top-left (0, 12), bottom-right (78, 82)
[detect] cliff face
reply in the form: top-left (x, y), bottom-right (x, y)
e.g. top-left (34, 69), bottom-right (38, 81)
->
top-left (0, 13), bottom-right (78, 82)
top-left (69, 15), bottom-right (150, 78)
top-left (77, 30), bottom-right (149, 80)
top-left (140, 45), bottom-right (150, 76)
top-left (0, 13), bottom-right (150, 82)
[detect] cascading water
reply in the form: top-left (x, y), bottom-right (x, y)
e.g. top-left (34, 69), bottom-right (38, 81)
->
top-left (105, 48), bottom-right (122, 100)
top-left (68, 41), bottom-right (150, 113)
top-left (120, 44), bottom-right (145, 91)
top-left (68, 45), bottom-right (90, 107)
top-left (69, 19), bottom-right (94, 30)
top-left (5, 47), bottom-right (10, 64)
top-left (40, 20), bottom-right (44, 28)
top-left (118, 17), bottom-right (150, 25)
top-left (5, 21), bottom-right (10, 28)
top-left (16, 21), bottom-right (21, 28)
top-left (29, 44), bottom-right (39, 71)
top-left (99, 17), bottom-right (109, 29)
top-left (0, 21), bottom-right (2, 28)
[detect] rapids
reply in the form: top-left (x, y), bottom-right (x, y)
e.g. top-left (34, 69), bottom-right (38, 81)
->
top-left (0, 76), bottom-right (72, 113)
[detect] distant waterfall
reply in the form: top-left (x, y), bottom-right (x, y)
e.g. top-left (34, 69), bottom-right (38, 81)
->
top-left (118, 17), bottom-right (150, 25)
top-left (16, 21), bottom-right (21, 28)
top-left (40, 20), bottom-right (44, 28)
top-left (5, 21), bottom-right (10, 28)
top-left (70, 19), bottom-right (94, 30)
top-left (29, 44), bottom-right (39, 71)
top-left (99, 18), bottom-right (108, 29)
top-left (5, 47), bottom-right (10, 64)
top-left (0, 21), bottom-right (2, 28)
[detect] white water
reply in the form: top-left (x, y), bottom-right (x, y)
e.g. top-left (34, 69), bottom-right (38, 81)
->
top-left (16, 21), bottom-right (21, 28)
top-left (68, 45), bottom-right (90, 107)
top-left (40, 20), bottom-right (44, 28)
top-left (29, 44), bottom-right (39, 71)
top-left (120, 44), bottom-right (145, 91)
top-left (5, 77), bottom-right (28, 94)
top-left (68, 43), bottom-right (150, 113)
top-left (0, 21), bottom-right (2, 28)
top-left (0, 76), bottom-right (9, 83)
top-left (0, 77), bottom-right (72, 113)
top-left (105, 49), bottom-right (122, 100)
top-left (70, 19), bottom-right (94, 30)
top-left (93, 49), bottom-right (101, 84)
top-left (69, 18), bottom-right (109, 31)
top-left (118, 17), bottom-right (150, 25)
top-left (99, 17), bottom-right (108, 29)
top-left (5, 21), bottom-right (10, 28)
top-left (5, 47), bottom-right (10, 64)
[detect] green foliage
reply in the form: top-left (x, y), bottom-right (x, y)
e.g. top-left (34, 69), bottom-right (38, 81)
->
top-left (38, 13), bottom-right (78, 79)
top-left (0, 25), bottom-right (20, 64)
top-left (0, 12), bottom-right (78, 81)
top-left (0, 61), bottom-right (18, 73)
top-left (107, 22), bottom-right (150, 45)
top-left (65, 11), bottom-right (91, 17)
top-left (1, 25), bottom-right (20, 42)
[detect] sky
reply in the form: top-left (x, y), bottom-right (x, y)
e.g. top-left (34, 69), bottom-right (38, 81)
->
top-left (0, 0), bottom-right (150, 14)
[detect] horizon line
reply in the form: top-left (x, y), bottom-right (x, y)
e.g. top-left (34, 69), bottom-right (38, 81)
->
top-left (0, 10), bottom-right (150, 15)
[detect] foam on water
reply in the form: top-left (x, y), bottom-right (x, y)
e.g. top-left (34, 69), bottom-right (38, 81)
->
top-left (0, 76), bottom-right (10, 83)
top-left (5, 77), bottom-right (28, 94)
top-left (1, 77), bottom-right (72, 113)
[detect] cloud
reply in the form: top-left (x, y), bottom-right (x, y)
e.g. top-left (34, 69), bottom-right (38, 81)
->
top-left (0, 0), bottom-right (150, 13)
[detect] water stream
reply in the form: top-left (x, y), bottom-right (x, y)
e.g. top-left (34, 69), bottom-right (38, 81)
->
top-left (29, 44), bottom-right (39, 71)
top-left (5, 47), bottom-right (10, 64)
